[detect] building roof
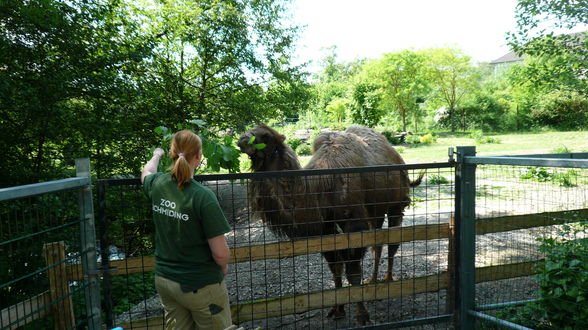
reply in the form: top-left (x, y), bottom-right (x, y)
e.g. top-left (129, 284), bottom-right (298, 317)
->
top-left (490, 30), bottom-right (586, 65)
top-left (489, 51), bottom-right (524, 65)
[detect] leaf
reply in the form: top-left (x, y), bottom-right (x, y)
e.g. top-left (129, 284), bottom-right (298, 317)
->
top-left (155, 126), bottom-right (169, 136)
top-left (248, 136), bottom-right (256, 144)
top-left (254, 143), bottom-right (267, 150)
top-left (190, 119), bottom-right (206, 128)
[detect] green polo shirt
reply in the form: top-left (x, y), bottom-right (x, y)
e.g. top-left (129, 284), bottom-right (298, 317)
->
top-left (143, 172), bottom-right (231, 289)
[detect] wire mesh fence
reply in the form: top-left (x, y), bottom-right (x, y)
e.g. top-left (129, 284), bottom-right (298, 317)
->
top-left (101, 164), bottom-right (456, 329)
top-left (0, 181), bottom-right (95, 329)
top-left (8, 152), bottom-right (588, 329)
top-left (473, 164), bottom-right (588, 329)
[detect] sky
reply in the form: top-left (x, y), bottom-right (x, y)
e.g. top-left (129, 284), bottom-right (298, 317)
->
top-left (290, 0), bottom-right (521, 72)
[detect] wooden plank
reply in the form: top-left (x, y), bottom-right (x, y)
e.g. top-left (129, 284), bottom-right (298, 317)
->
top-left (231, 273), bottom-right (449, 323)
top-left (67, 256), bottom-right (156, 281)
top-left (117, 260), bottom-right (543, 327)
top-left (476, 208), bottom-right (588, 235)
top-left (43, 241), bottom-right (75, 329)
top-left (231, 223), bottom-right (450, 263)
top-left (0, 291), bottom-right (51, 329)
top-left (475, 261), bottom-right (540, 283)
top-left (67, 223), bottom-right (450, 280)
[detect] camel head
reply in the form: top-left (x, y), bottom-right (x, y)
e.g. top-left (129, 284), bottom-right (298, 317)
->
top-left (238, 125), bottom-right (297, 170)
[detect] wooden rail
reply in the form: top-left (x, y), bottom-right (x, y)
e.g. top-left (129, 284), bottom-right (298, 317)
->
top-left (6, 208), bottom-right (582, 329)
top-left (115, 260), bottom-right (540, 329)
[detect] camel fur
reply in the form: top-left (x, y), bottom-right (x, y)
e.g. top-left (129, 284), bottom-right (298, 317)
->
top-left (237, 124), bottom-right (422, 326)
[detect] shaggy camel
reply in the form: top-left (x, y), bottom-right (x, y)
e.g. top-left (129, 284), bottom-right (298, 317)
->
top-left (237, 124), bottom-right (422, 325)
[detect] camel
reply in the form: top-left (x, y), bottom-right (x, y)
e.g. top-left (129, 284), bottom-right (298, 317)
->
top-left (237, 124), bottom-right (422, 326)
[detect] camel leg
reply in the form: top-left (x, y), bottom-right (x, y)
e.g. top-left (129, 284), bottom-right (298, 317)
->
top-left (385, 212), bottom-right (404, 281)
top-left (384, 243), bottom-right (400, 281)
top-left (323, 251), bottom-right (345, 319)
top-left (368, 245), bottom-right (382, 283)
top-left (345, 248), bottom-right (370, 326)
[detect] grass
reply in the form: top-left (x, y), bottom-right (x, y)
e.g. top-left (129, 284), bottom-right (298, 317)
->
top-left (397, 130), bottom-right (588, 164)
top-left (246, 129), bottom-right (588, 168)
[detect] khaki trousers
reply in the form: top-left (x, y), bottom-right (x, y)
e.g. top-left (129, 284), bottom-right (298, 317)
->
top-left (155, 275), bottom-right (233, 330)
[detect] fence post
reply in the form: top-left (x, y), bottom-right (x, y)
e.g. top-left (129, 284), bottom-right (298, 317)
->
top-left (98, 180), bottom-right (114, 329)
top-left (454, 146), bottom-right (476, 329)
top-left (76, 158), bottom-right (102, 329)
top-left (43, 241), bottom-right (75, 329)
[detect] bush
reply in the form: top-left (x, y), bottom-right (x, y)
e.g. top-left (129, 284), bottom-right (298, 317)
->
top-left (428, 174), bottom-right (449, 185)
top-left (535, 224), bottom-right (588, 328)
top-left (286, 137), bottom-right (304, 151)
top-left (381, 131), bottom-right (402, 145)
top-left (551, 145), bottom-right (571, 154)
top-left (520, 167), bottom-right (577, 187)
top-left (296, 143), bottom-right (312, 156)
top-left (419, 133), bottom-right (437, 144)
top-left (469, 130), bottom-right (500, 144)
top-left (531, 90), bottom-right (588, 129)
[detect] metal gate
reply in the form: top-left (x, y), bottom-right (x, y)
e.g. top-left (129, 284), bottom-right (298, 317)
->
top-left (0, 159), bottom-right (101, 330)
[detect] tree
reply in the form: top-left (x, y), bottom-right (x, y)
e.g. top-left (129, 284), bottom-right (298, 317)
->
top-left (372, 50), bottom-right (429, 132)
top-left (140, 0), bottom-right (304, 131)
top-left (507, 0), bottom-right (588, 94)
top-left (423, 48), bottom-right (478, 131)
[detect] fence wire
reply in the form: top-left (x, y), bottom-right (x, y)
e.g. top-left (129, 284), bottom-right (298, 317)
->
top-left (0, 188), bottom-right (92, 330)
top-left (101, 165), bottom-right (455, 329)
top-left (474, 164), bottom-right (588, 329)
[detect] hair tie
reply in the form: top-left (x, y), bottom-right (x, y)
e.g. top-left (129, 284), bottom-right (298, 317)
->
top-left (179, 153), bottom-right (185, 157)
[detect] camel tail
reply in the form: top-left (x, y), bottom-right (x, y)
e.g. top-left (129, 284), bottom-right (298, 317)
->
top-left (410, 170), bottom-right (426, 187)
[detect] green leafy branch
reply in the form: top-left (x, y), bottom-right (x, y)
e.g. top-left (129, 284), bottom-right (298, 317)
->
top-left (151, 119), bottom-right (241, 174)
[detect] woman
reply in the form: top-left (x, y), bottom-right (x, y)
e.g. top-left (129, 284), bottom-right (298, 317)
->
top-left (141, 130), bottom-right (233, 329)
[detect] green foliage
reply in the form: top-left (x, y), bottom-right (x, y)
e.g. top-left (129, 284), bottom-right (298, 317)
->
top-left (295, 143), bottom-right (312, 156)
top-left (459, 92), bottom-right (509, 131)
top-left (469, 130), bottom-right (501, 144)
top-left (325, 98), bottom-right (350, 123)
top-left (520, 167), bottom-right (577, 187)
top-left (381, 131), bottom-right (402, 145)
top-left (507, 0), bottom-right (588, 95)
top-left (419, 133), bottom-right (437, 144)
top-left (530, 90), bottom-right (588, 129)
top-left (286, 137), bottom-right (304, 151)
top-left (110, 273), bottom-right (156, 315)
top-left (349, 82), bottom-right (383, 127)
top-left (395, 146), bottom-right (405, 154)
top-left (428, 174), bottom-right (449, 185)
top-left (534, 223), bottom-right (588, 328)
top-left (153, 120), bottom-right (241, 173)
top-left (551, 145), bottom-right (571, 154)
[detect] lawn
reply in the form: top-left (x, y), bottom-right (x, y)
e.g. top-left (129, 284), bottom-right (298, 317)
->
top-left (292, 130), bottom-right (588, 166)
top-left (394, 130), bottom-right (588, 164)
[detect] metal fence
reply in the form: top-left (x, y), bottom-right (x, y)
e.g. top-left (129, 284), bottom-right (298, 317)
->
top-left (0, 159), bottom-right (101, 330)
top-left (456, 148), bottom-right (588, 329)
top-left (2, 148), bottom-right (588, 329)
top-left (98, 162), bottom-right (456, 329)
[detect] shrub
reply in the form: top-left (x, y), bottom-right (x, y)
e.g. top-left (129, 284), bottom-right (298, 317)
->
top-left (296, 143), bottom-right (312, 156)
top-left (395, 146), bottom-right (405, 154)
top-left (286, 137), bottom-right (304, 151)
top-left (520, 167), bottom-right (577, 187)
top-left (381, 131), bottom-right (402, 145)
top-left (534, 223), bottom-right (588, 328)
top-left (428, 174), bottom-right (449, 185)
top-left (531, 90), bottom-right (588, 129)
top-left (551, 145), bottom-right (571, 154)
top-left (469, 130), bottom-right (500, 144)
top-left (419, 133), bottom-right (437, 144)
